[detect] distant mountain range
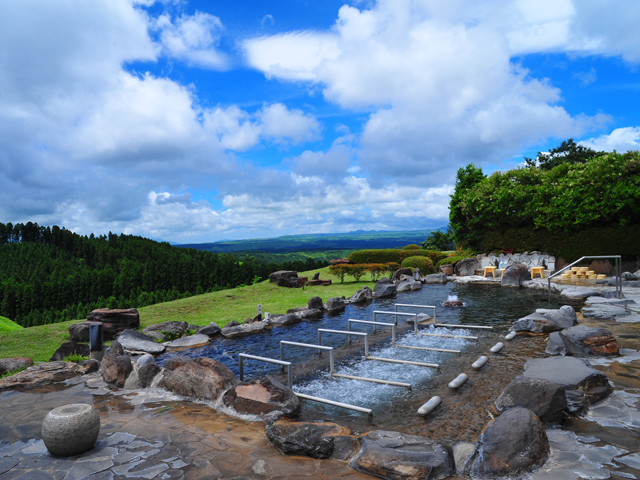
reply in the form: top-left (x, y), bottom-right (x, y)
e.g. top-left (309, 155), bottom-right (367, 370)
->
top-left (177, 228), bottom-right (446, 253)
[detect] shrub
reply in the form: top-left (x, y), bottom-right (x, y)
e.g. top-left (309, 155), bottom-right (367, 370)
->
top-left (328, 264), bottom-right (349, 283)
top-left (62, 354), bottom-right (88, 363)
top-left (365, 263), bottom-right (387, 282)
top-left (403, 244), bottom-right (421, 250)
top-left (348, 249), bottom-right (448, 265)
top-left (385, 262), bottom-right (401, 278)
top-left (401, 256), bottom-right (434, 273)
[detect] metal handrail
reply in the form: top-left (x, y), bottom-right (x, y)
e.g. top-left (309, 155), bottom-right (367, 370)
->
top-left (395, 303), bottom-right (437, 324)
top-left (547, 255), bottom-right (621, 302)
top-left (239, 353), bottom-right (292, 388)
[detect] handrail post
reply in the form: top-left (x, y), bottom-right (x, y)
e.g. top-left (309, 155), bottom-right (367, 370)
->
top-left (239, 356), bottom-right (244, 381)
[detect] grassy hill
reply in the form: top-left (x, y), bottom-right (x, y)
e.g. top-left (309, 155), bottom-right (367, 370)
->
top-left (178, 229), bottom-right (443, 254)
top-left (0, 316), bottom-right (23, 333)
top-left (0, 267), bottom-right (377, 362)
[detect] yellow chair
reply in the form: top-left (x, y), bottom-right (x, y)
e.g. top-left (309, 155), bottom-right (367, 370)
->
top-left (483, 266), bottom-right (498, 278)
top-left (531, 266), bottom-right (545, 279)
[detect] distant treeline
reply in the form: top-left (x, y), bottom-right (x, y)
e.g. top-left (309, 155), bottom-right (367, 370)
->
top-left (0, 222), bottom-right (328, 327)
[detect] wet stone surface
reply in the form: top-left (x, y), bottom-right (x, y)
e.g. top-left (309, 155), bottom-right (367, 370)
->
top-left (0, 376), bottom-right (373, 480)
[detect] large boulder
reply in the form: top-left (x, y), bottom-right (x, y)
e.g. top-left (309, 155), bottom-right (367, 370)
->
top-left (494, 377), bottom-right (567, 424)
top-left (470, 408), bottom-right (549, 478)
top-left (160, 356), bottom-right (239, 400)
top-left (501, 264), bottom-right (531, 287)
top-left (439, 264), bottom-right (454, 276)
top-left (142, 321), bottom-right (189, 340)
top-left (373, 280), bottom-right (397, 299)
top-left (308, 296), bottom-right (324, 310)
top-left (581, 304), bottom-right (630, 319)
top-left (424, 273), bottom-right (448, 284)
top-left (349, 285), bottom-right (374, 304)
top-left (522, 357), bottom-right (612, 413)
top-left (546, 325), bottom-right (619, 357)
top-left (220, 321), bottom-right (266, 337)
top-left (266, 420), bottom-right (356, 460)
top-left (0, 357), bottom-right (33, 375)
top-left (413, 268), bottom-right (426, 283)
top-left (0, 362), bottom-right (85, 392)
top-left (454, 258), bottom-right (479, 277)
top-left (86, 308), bottom-right (140, 339)
top-left (349, 430), bottom-right (453, 480)
top-left (49, 341), bottom-right (91, 362)
top-left (117, 329), bottom-right (165, 354)
top-left (101, 347), bottom-right (133, 388)
top-left (269, 271), bottom-right (301, 288)
top-left (197, 322), bottom-right (222, 337)
top-left (324, 297), bottom-right (347, 312)
top-left (510, 306), bottom-right (577, 334)
top-left (589, 259), bottom-right (616, 275)
top-left (68, 321), bottom-right (102, 342)
top-left (165, 334), bottom-right (211, 349)
top-left (391, 268), bottom-right (413, 282)
top-left (270, 314), bottom-right (302, 327)
top-left (397, 278), bottom-right (423, 293)
top-left (135, 363), bottom-right (161, 388)
top-left (222, 376), bottom-right (299, 417)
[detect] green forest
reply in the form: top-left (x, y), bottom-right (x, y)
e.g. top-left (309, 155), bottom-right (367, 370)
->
top-left (0, 223), bottom-right (328, 327)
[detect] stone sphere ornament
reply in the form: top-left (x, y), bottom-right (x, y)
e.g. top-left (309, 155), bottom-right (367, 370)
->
top-left (41, 403), bottom-right (100, 456)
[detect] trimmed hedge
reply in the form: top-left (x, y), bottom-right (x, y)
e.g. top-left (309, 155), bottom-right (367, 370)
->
top-left (436, 255), bottom-right (468, 269)
top-left (478, 224), bottom-right (640, 262)
top-left (403, 244), bottom-right (421, 250)
top-left (348, 249), bottom-right (448, 265)
top-left (328, 263), bottom-right (399, 283)
top-left (401, 256), bottom-right (434, 273)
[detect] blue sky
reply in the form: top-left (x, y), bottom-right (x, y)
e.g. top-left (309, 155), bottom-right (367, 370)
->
top-left (1, 0), bottom-right (639, 243)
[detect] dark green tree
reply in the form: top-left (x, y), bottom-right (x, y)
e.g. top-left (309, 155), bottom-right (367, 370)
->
top-left (449, 163), bottom-right (486, 245)
top-left (525, 138), bottom-right (603, 170)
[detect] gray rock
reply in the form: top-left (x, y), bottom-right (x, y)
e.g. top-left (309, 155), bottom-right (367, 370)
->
top-left (561, 288), bottom-right (601, 299)
top-left (0, 357), bottom-right (33, 375)
top-left (123, 370), bottom-right (138, 390)
top-left (142, 321), bottom-right (189, 340)
top-left (547, 325), bottom-right (619, 357)
top-left (455, 258), bottom-right (479, 277)
top-left (86, 308), bottom-right (140, 339)
top-left (136, 363), bottom-right (161, 388)
top-left (144, 331), bottom-right (167, 342)
top-left (470, 408), bottom-right (549, 478)
top-left (197, 323), bottom-right (222, 337)
top-left (424, 272), bottom-right (448, 284)
top-left (546, 332), bottom-right (566, 356)
top-left (501, 264), bottom-right (531, 287)
top-left (117, 329), bottom-right (165, 354)
top-left (266, 420), bottom-right (352, 459)
top-left (349, 285), bottom-right (374, 304)
top-left (349, 430), bottom-right (452, 480)
top-left (221, 322), bottom-right (267, 337)
top-left (165, 334), bottom-right (211, 348)
top-left (585, 296), bottom-right (634, 307)
top-left (0, 362), bottom-right (85, 392)
top-left (308, 296), bottom-right (324, 310)
top-left (523, 357), bottom-right (612, 413)
top-left (49, 341), bottom-right (90, 362)
top-left (582, 305), bottom-right (630, 319)
top-left (601, 290), bottom-right (626, 298)
top-left (495, 377), bottom-right (567, 424)
top-left (68, 321), bottom-right (102, 343)
top-left (377, 277), bottom-right (392, 284)
top-left (101, 353), bottom-right (133, 388)
top-left (324, 297), bottom-right (346, 312)
top-left (511, 306), bottom-right (576, 333)
top-left (391, 268), bottom-right (413, 282)
top-left (270, 314), bottom-right (303, 327)
top-left (297, 308), bottom-right (323, 319)
top-left (621, 271), bottom-right (638, 280)
top-left (440, 264), bottom-right (454, 276)
top-left (396, 278), bottom-right (422, 293)
top-left (453, 442), bottom-right (476, 476)
top-left (160, 356), bottom-right (239, 400)
top-left (223, 375), bottom-right (300, 417)
top-left (413, 268), bottom-right (426, 282)
top-left (373, 281), bottom-right (397, 299)
top-left (136, 354), bottom-right (155, 369)
top-left (269, 270), bottom-right (301, 288)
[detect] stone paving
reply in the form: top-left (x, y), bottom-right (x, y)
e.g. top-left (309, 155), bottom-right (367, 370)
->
top-left (0, 377), bottom-right (373, 480)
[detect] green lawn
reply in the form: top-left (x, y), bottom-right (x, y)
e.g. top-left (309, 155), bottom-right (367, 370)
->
top-left (0, 267), bottom-right (377, 362)
top-left (0, 315), bottom-right (24, 333)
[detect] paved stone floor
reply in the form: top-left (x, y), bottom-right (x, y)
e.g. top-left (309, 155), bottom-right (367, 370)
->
top-left (0, 376), bottom-right (374, 480)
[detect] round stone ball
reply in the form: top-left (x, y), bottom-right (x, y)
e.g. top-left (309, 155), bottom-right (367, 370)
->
top-left (41, 403), bottom-right (100, 456)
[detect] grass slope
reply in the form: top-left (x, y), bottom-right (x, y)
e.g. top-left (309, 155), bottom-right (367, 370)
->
top-left (0, 267), bottom-right (376, 362)
top-left (0, 316), bottom-right (23, 333)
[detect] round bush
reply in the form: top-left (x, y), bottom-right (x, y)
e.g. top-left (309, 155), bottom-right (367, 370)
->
top-left (403, 244), bottom-right (421, 250)
top-left (401, 256), bottom-right (434, 273)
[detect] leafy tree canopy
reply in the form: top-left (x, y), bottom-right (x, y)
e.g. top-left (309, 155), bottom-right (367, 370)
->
top-left (421, 229), bottom-right (455, 251)
top-left (524, 138), bottom-right (603, 170)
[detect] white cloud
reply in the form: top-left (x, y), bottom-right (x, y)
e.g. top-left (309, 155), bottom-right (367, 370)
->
top-left (244, 0), bottom-right (610, 187)
top-left (580, 127), bottom-right (640, 152)
top-left (155, 11), bottom-right (230, 70)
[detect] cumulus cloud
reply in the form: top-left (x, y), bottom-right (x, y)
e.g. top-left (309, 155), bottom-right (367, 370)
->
top-left (243, 0), bottom-right (614, 187)
top-left (580, 127), bottom-right (640, 152)
top-left (155, 11), bottom-right (230, 70)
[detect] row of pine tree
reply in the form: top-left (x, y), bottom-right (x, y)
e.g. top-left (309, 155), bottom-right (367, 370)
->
top-left (0, 222), bottom-right (327, 327)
